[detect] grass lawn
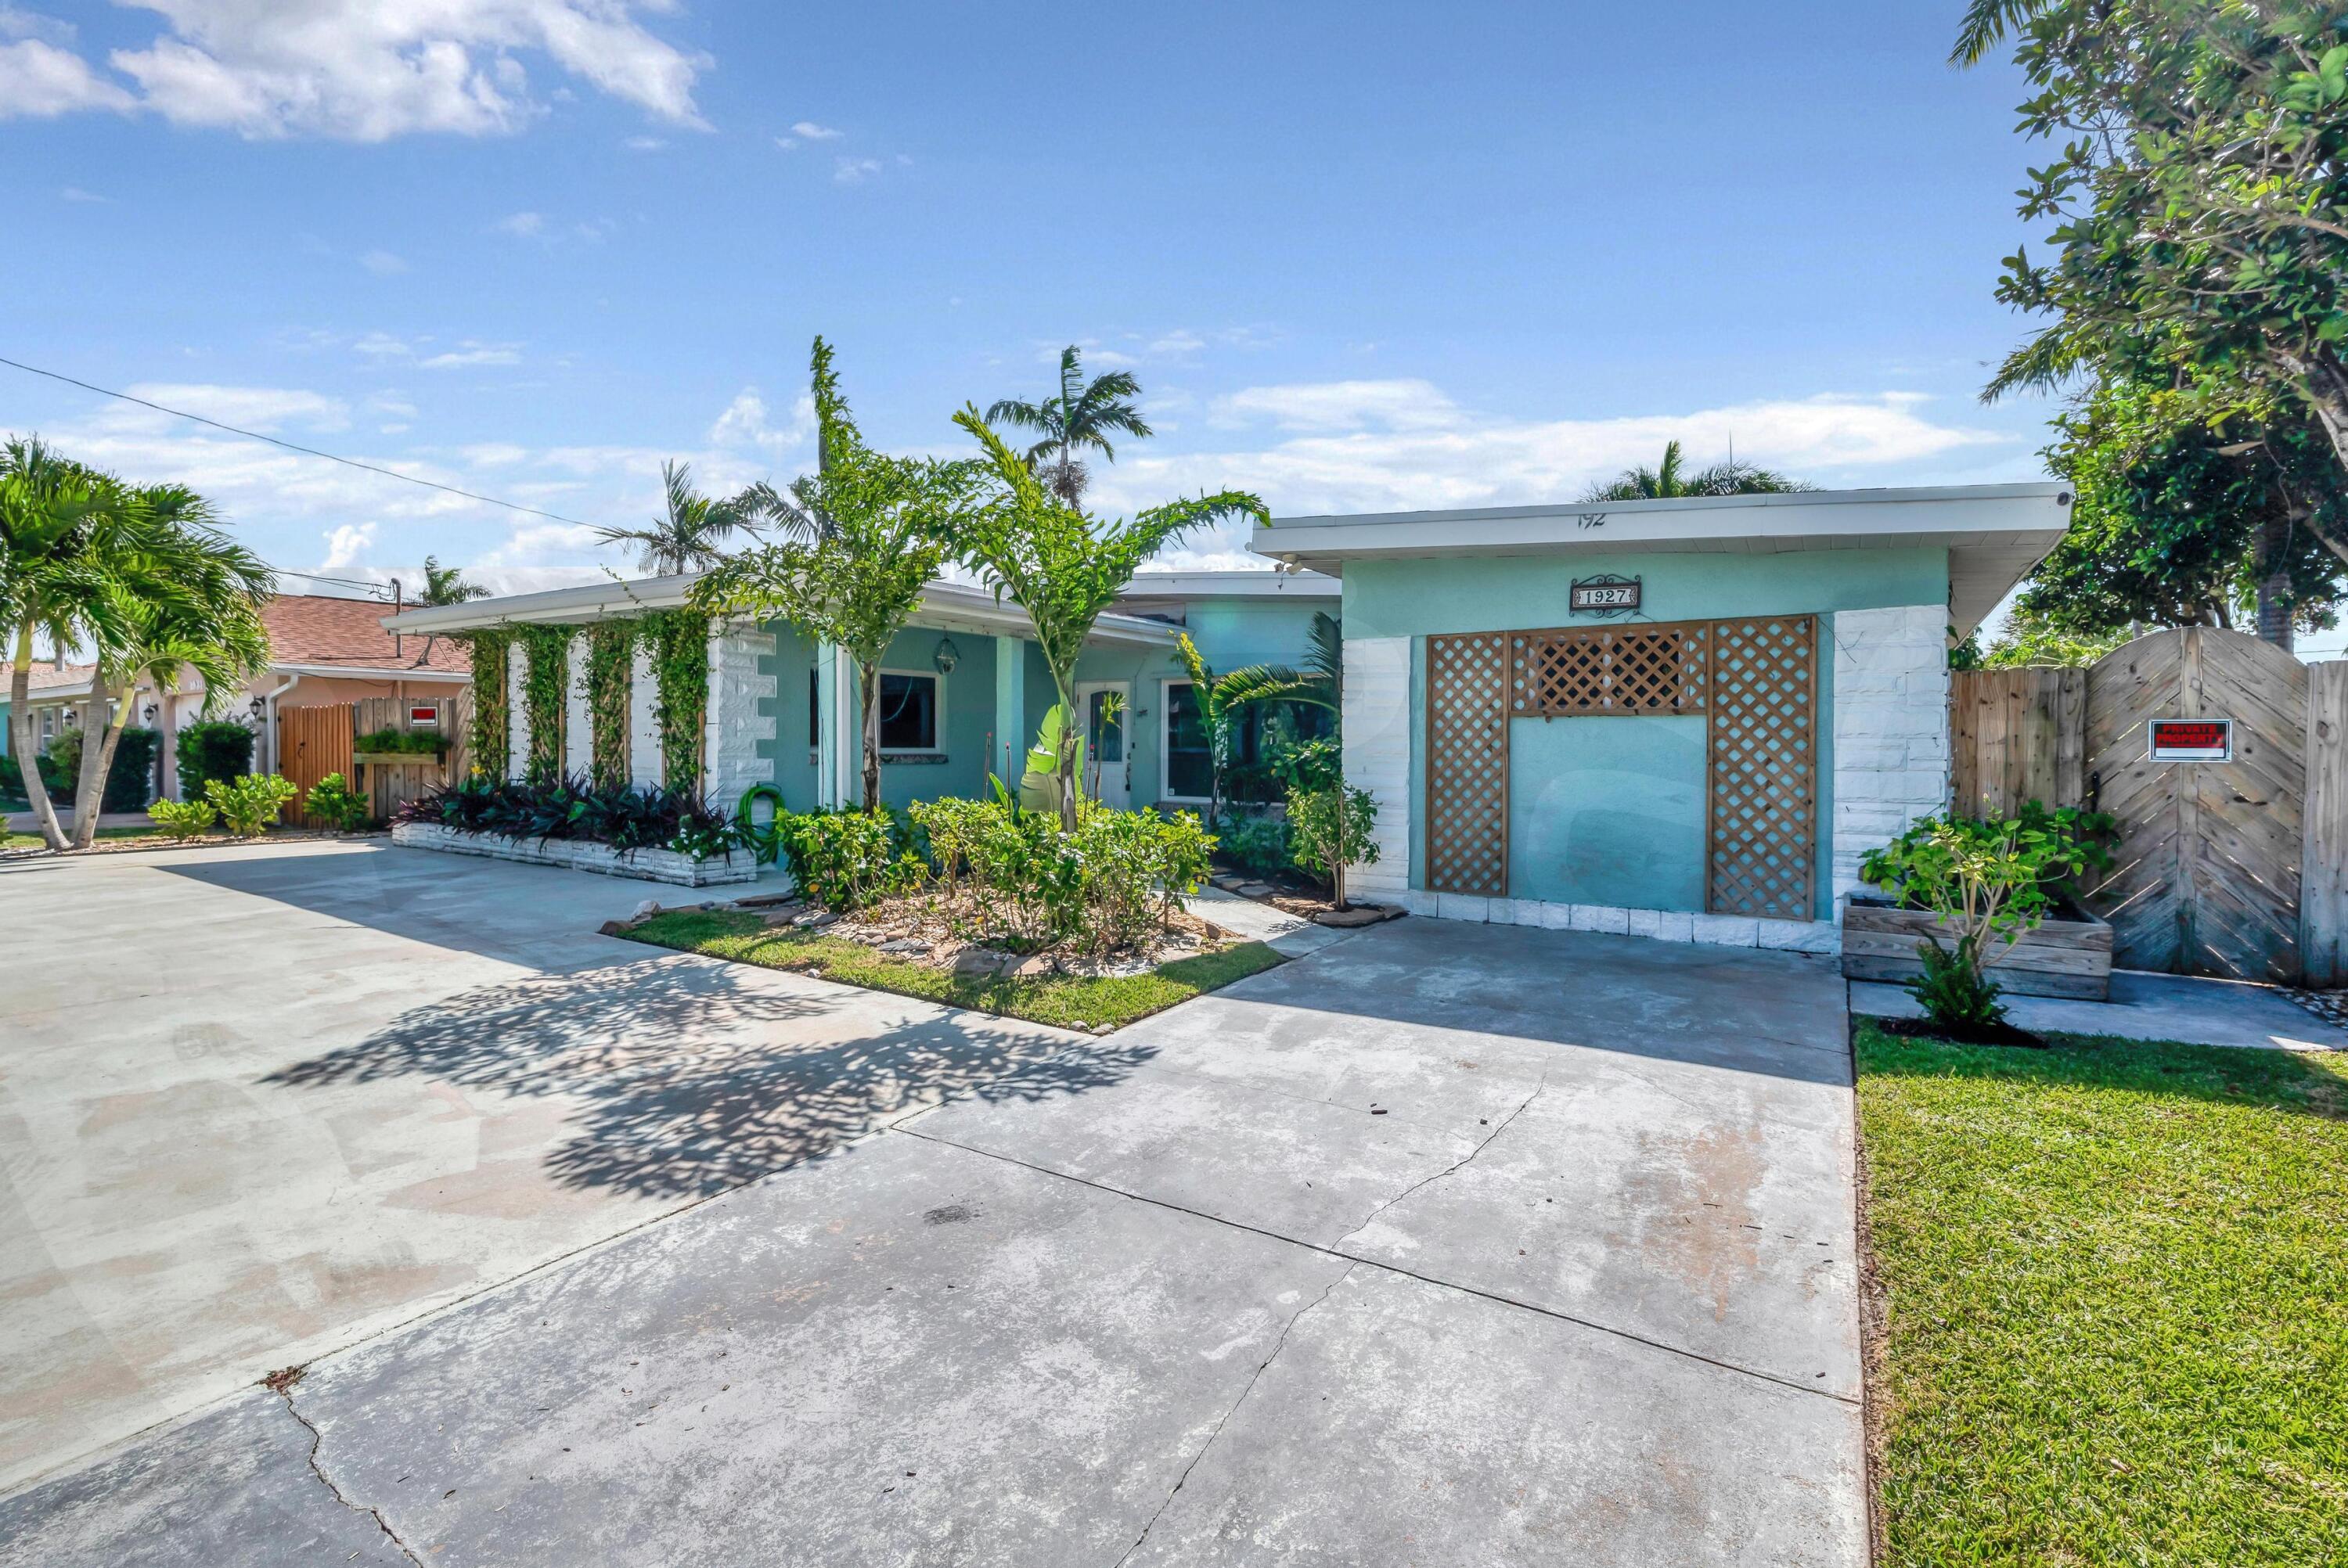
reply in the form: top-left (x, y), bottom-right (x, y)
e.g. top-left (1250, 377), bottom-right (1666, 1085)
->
top-left (1856, 1018), bottom-right (2348, 1566)
top-left (625, 908), bottom-right (1286, 1030)
top-left (0, 825), bottom-right (176, 851)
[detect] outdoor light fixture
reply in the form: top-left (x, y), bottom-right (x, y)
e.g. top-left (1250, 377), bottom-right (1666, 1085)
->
top-left (933, 637), bottom-right (960, 674)
top-left (142, 703), bottom-right (158, 724)
top-left (247, 696), bottom-right (267, 721)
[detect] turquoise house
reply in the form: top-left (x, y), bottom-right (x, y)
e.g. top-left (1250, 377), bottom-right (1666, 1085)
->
top-left (381, 569), bottom-right (1338, 819)
top-left (1248, 484), bottom-right (2073, 948)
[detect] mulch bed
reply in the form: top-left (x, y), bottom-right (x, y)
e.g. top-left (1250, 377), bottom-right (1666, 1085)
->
top-left (1867, 1013), bottom-right (2049, 1049)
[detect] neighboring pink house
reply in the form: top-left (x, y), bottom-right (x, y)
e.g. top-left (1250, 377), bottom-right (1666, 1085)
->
top-left (9, 594), bottom-right (469, 799)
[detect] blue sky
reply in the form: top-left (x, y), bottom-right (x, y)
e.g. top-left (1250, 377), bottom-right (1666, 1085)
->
top-left (5, 2), bottom-right (2136, 624)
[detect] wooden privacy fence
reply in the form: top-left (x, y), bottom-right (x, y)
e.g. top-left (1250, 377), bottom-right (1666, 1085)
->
top-left (278, 694), bottom-right (468, 827)
top-left (1949, 628), bottom-right (2345, 986)
top-left (277, 704), bottom-right (352, 827)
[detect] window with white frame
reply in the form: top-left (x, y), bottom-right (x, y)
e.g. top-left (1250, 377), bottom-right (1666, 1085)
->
top-left (877, 671), bottom-right (940, 753)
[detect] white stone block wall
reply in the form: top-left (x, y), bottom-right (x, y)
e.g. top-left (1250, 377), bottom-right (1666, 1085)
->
top-left (1830, 604), bottom-right (1950, 912)
top-left (1341, 636), bottom-right (1411, 901)
top-left (1393, 888), bottom-right (1838, 953)
top-left (506, 642), bottom-right (528, 781)
top-left (704, 623), bottom-right (776, 808)
top-left (564, 633), bottom-right (592, 779)
top-left (627, 642), bottom-right (661, 789)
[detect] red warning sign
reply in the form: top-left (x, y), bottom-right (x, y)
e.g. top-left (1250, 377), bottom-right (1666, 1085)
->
top-left (2148, 719), bottom-right (2231, 762)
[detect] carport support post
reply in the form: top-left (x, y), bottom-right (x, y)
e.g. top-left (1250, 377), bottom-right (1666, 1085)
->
top-left (814, 642), bottom-right (858, 809)
top-left (993, 635), bottom-right (1026, 787)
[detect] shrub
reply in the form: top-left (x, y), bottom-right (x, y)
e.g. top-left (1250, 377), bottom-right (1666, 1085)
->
top-left (146, 797), bottom-right (218, 840)
top-left (303, 771), bottom-right (373, 832)
top-left (176, 721), bottom-right (255, 802)
top-left (911, 796), bottom-right (1215, 954)
top-left (778, 807), bottom-right (926, 912)
top-left (1859, 804), bottom-right (2115, 1032)
top-left (1213, 811), bottom-right (1291, 875)
top-left (1287, 783), bottom-right (1380, 907)
top-left (399, 774), bottom-right (744, 862)
top-left (40, 728), bottom-right (163, 811)
top-left (205, 774), bottom-right (300, 837)
top-left (354, 728), bottom-right (443, 756)
top-left (0, 751), bottom-right (23, 803)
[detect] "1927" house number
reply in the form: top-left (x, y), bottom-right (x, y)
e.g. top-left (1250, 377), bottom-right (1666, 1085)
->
top-left (1569, 576), bottom-right (1641, 614)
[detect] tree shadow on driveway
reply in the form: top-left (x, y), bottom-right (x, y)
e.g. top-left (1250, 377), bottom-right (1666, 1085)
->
top-left (264, 955), bottom-right (1156, 1200)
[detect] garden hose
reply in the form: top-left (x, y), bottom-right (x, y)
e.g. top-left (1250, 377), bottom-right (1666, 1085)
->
top-left (736, 783), bottom-right (786, 865)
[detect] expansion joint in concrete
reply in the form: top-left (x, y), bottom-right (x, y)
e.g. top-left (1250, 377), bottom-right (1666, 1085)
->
top-left (275, 1383), bottom-right (424, 1568)
top-left (1113, 1262), bottom-right (1356, 1566)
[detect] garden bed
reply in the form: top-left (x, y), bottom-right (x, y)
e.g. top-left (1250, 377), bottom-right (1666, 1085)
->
top-left (621, 901), bottom-right (1284, 1031)
top-left (1854, 1017), bottom-right (2348, 1564)
top-left (1842, 891), bottom-right (2112, 1001)
top-left (391, 820), bottom-right (757, 886)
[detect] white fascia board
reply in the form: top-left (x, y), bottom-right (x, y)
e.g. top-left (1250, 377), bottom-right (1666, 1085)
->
top-left (384, 571), bottom-right (1179, 651)
top-left (1118, 570), bottom-right (1340, 599)
top-left (271, 664), bottom-right (474, 683)
top-left (1248, 484), bottom-right (2074, 571)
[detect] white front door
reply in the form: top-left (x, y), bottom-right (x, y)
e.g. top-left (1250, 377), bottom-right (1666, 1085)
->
top-left (1075, 681), bottom-right (1131, 808)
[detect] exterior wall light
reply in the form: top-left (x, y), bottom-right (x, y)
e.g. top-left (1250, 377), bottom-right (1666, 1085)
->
top-left (933, 637), bottom-right (960, 674)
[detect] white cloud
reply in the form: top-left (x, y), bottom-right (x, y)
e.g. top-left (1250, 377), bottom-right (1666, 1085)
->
top-left (114, 382), bottom-right (351, 434)
top-left (319, 520), bottom-right (375, 569)
top-left (0, 5), bottom-right (76, 45)
top-left (623, 134), bottom-right (664, 150)
top-left (790, 119), bottom-right (841, 140)
top-left (832, 154), bottom-right (881, 185)
top-left (459, 442), bottom-right (529, 467)
top-left (708, 387), bottom-right (812, 455)
top-left (495, 210), bottom-right (546, 237)
top-left (1211, 379), bottom-right (1460, 434)
top-left (1148, 329), bottom-right (1205, 358)
top-left (353, 332), bottom-right (412, 358)
top-left (84, 0), bottom-right (708, 142)
top-left (418, 341), bottom-right (521, 369)
top-left (0, 36), bottom-right (137, 116)
top-left (59, 185), bottom-right (107, 202)
top-left (358, 248), bottom-right (407, 275)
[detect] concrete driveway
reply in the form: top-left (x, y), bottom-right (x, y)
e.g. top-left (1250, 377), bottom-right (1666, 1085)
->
top-left (2, 845), bottom-right (1862, 1566)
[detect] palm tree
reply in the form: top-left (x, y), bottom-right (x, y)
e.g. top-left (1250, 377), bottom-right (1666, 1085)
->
top-left (1581, 440), bottom-right (1814, 502)
top-left (592, 460), bottom-right (775, 575)
top-left (985, 345), bottom-right (1154, 506)
top-left (417, 556), bottom-right (488, 606)
top-left (1173, 631), bottom-right (1328, 828)
top-left (1, 437), bottom-right (145, 850)
top-left (70, 488), bottom-right (272, 847)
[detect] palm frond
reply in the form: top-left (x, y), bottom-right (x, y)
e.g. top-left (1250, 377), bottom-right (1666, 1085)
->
top-left (1950, 0), bottom-right (2034, 67)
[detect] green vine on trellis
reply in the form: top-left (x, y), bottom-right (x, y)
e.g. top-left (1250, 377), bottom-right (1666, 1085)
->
top-left (516, 624), bottom-right (576, 785)
top-left (642, 608), bottom-right (711, 793)
top-left (466, 631), bottom-right (511, 780)
top-left (585, 620), bottom-right (637, 792)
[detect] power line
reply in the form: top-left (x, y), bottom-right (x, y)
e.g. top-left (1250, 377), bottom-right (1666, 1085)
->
top-left (0, 354), bottom-right (601, 530)
top-left (266, 566), bottom-right (395, 599)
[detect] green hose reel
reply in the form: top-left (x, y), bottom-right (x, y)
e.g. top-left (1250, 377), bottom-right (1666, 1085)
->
top-left (735, 783), bottom-right (786, 865)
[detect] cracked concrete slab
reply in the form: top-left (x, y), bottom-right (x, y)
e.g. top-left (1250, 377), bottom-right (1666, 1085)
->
top-left (0, 1390), bottom-right (412, 1568)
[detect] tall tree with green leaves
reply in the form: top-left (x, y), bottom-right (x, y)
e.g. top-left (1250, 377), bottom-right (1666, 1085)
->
top-left (1580, 440), bottom-right (1813, 502)
top-left (2029, 376), bottom-right (2346, 648)
top-left (1955, 2), bottom-right (2348, 520)
top-left (0, 437), bottom-right (144, 850)
top-left (953, 408), bottom-right (1267, 826)
top-left (592, 460), bottom-right (778, 575)
top-left (70, 487), bottom-right (272, 847)
top-left (984, 345), bottom-right (1154, 506)
top-left (693, 339), bottom-right (977, 811)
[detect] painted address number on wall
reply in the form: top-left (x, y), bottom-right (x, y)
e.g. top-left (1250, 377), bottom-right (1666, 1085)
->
top-left (2148, 718), bottom-right (2232, 762)
top-left (1569, 576), bottom-right (1641, 614)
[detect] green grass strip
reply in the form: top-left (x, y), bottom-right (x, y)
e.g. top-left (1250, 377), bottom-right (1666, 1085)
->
top-left (1855, 1018), bottom-right (2348, 1566)
top-left (625, 909), bottom-right (1285, 1030)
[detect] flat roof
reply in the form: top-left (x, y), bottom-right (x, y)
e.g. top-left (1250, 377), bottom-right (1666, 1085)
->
top-left (381, 571), bottom-right (1183, 651)
top-left (1248, 482), bottom-right (2073, 635)
top-left (1119, 570), bottom-right (1339, 600)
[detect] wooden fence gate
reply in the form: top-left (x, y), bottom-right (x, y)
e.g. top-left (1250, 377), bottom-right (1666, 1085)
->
top-left (278, 704), bottom-right (353, 828)
top-left (1951, 628), bottom-right (2335, 984)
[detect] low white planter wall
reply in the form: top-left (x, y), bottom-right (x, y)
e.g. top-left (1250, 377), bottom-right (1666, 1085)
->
top-left (391, 821), bottom-right (758, 887)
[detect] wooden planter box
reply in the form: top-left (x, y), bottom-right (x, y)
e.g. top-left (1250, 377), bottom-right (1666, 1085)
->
top-left (353, 750), bottom-right (445, 767)
top-left (1842, 893), bottom-right (2113, 1001)
top-left (391, 821), bottom-right (757, 887)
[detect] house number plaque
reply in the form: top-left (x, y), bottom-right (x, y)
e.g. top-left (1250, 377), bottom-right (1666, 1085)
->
top-left (1568, 574), bottom-right (1641, 617)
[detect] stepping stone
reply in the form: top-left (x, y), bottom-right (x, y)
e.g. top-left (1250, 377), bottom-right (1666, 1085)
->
top-left (877, 937), bottom-right (931, 955)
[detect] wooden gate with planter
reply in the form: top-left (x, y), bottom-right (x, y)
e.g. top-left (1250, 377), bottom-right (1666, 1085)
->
top-left (1950, 627), bottom-right (2339, 984)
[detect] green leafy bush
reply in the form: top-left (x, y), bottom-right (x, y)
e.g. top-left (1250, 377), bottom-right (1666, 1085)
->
top-left (1287, 784), bottom-right (1380, 906)
top-left (204, 773), bottom-right (299, 837)
top-left (911, 796), bottom-right (1215, 954)
top-left (176, 721), bottom-right (254, 802)
top-left (1214, 811), bottom-right (1291, 875)
top-left (303, 771), bottom-right (373, 832)
top-left (33, 727), bottom-right (161, 811)
top-left (146, 797), bottom-right (218, 840)
top-left (1859, 804), bottom-right (2116, 1031)
top-left (399, 774), bottom-right (744, 861)
top-left (777, 807), bottom-right (927, 912)
top-left (0, 751), bottom-right (24, 804)
top-left (354, 728), bottom-right (443, 756)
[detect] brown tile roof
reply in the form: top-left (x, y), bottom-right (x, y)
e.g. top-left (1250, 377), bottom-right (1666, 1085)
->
top-left (25, 662), bottom-right (97, 692)
top-left (261, 594), bottom-right (470, 674)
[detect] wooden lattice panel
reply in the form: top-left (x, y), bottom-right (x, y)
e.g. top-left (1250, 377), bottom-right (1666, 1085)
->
top-left (1705, 616), bottom-right (1817, 921)
top-left (1426, 631), bottom-right (1511, 896)
top-left (1510, 624), bottom-right (1707, 717)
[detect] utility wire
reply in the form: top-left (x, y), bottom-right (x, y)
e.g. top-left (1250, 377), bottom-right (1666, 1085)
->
top-left (0, 353), bottom-right (600, 530)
